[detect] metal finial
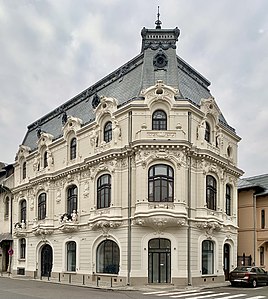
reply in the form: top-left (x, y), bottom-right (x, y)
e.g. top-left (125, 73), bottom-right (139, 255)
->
top-left (155, 6), bottom-right (162, 29)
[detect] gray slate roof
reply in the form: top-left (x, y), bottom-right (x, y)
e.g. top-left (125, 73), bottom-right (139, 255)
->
top-left (21, 25), bottom-right (234, 153)
top-left (238, 174), bottom-right (268, 196)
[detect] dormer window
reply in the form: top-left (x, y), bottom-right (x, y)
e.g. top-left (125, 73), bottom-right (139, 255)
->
top-left (104, 121), bottom-right (112, 143)
top-left (70, 138), bottom-right (77, 160)
top-left (204, 122), bottom-right (211, 143)
top-left (22, 161), bottom-right (26, 179)
top-left (152, 110), bottom-right (167, 130)
top-left (44, 151), bottom-right (48, 168)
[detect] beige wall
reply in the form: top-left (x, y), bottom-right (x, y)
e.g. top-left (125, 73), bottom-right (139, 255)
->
top-left (10, 82), bottom-right (242, 286)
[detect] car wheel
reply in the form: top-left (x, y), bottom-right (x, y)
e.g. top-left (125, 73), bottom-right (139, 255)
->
top-left (252, 279), bottom-right (257, 288)
top-left (230, 282), bottom-right (236, 287)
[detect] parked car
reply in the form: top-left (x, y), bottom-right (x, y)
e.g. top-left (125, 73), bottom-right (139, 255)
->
top-left (229, 266), bottom-right (268, 287)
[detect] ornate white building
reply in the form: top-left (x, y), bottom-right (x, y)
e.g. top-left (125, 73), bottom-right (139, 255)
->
top-left (11, 19), bottom-right (243, 287)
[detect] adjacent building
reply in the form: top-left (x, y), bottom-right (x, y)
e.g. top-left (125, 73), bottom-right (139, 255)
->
top-left (10, 19), bottom-right (243, 287)
top-left (238, 174), bottom-right (268, 269)
top-left (0, 162), bottom-right (14, 273)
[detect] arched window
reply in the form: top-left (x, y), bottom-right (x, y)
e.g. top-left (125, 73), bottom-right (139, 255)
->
top-left (44, 151), bottom-right (48, 168)
top-left (202, 240), bottom-right (214, 275)
top-left (20, 238), bottom-right (26, 259)
top-left (4, 196), bottom-right (9, 219)
top-left (66, 241), bottom-right (76, 272)
top-left (38, 193), bottom-right (46, 220)
top-left (225, 184), bottom-right (231, 216)
top-left (104, 121), bottom-right (112, 143)
top-left (20, 199), bottom-right (26, 223)
top-left (152, 110), bottom-right (167, 130)
top-left (97, 240), bottom-right (119, 274)
top-left (67, 185), bottom-right (78, 215)
top-left (22, 161), bottom-right (26, 179)
top-left (205, 122), bottom-right (211, 143)
top-left (97, 174), bottom-right (111, 209)
top-left (148, 164), bottom-right (174, 202)
top-left (206, 175), bottom-right (217, 210)
top-left (70, 138), bottom-right (77, 160)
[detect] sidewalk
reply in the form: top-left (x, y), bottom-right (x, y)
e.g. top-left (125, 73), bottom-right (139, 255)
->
top-left (0, 272), bottom-right (231, 292)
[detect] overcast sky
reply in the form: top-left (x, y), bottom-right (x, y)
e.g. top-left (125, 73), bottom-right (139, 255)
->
top-left (0, 0), bottom-right (267, 178)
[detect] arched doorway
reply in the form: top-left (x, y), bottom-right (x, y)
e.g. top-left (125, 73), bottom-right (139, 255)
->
top-left (223, 243), bottom-right (230, 280)
top-left (148, 238), bottom-right (171, 283)
top-left (41, 244), bottom-right (53, 277)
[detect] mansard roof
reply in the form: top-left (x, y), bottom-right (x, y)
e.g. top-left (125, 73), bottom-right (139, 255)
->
top-left (21, 24), bottom-right (234, 152)
top-left (238, 173), bottom-right (268, 196)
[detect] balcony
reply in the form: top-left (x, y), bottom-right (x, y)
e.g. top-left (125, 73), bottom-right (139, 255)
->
top-left (133, 201), bottom-right (187, 231)
top-left (88, 207), bottom-right (123, 237)
top-left (135, 129), bottom-right (186, 141)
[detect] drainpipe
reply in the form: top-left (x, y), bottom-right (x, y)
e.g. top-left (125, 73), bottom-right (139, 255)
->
top-left (253, 194), bottom-right (256, 265)
top-left (127, 111), bottom-right (133, 285)
top-left (187, 112), bottom-right (192, 286)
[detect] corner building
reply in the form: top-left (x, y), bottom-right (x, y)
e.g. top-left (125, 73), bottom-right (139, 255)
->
top-left (12, 22), bottom-right (243, 287)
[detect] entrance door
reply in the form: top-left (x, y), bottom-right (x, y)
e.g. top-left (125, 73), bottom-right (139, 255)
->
top-left (223, 243), bottom-right (230, 280)
top-left (148, 238), bottom-right (171, 283)
top-left (41, 244), bottom-right (53, 277)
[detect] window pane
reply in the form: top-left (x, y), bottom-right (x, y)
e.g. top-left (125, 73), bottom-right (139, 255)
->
top-left (202, 240), bottom-right (214, 275)
top-left (148, 165), bottom-right (174, 202)
top-left (97, 174), bottom-right (111, 209)
top-left (152, 110), bottom-right (167, 130)
top-left (104, 122), bottom-right (112, 143)
top-left (67, 185), bottom-right (78, 214)
top-left (70, 138), bottom-right (77, 160)
top-left (97, 240), bottom-right (119, 274)
top-left (67, 242), bottom-right (76, 271)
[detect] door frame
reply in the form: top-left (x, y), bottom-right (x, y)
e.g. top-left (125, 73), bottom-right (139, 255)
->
top-left (148, 238), bottom-right (171, 284)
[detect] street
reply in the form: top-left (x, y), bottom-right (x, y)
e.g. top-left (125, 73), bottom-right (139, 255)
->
top-left (0, 277), bottom-right (267, 299)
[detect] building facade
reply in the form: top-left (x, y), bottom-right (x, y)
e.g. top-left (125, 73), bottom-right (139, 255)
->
top-left (0, 162), bottom-right (14, 273)
top-left (238, 174), bottom-right (268, 269)
top-left (11, 21), bottom-right (242, 287)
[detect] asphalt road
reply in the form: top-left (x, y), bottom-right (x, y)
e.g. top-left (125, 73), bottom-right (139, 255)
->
top-left (0, 277), bottom-right (267, 299)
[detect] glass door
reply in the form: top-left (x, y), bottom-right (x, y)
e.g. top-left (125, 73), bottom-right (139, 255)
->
top-left (148, 238), bottom-right (171, 283)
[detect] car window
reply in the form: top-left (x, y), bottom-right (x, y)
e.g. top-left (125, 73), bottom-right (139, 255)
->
top-left (257, 268), bottom-right (266, 273)
top-left (250, 268), bottom-right (256, 273)
top-left (233, 267), bottom-right (248, 272)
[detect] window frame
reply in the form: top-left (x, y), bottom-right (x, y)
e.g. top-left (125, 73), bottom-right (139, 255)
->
top-left (97, 174), bottom-right (111, 209)
top-left (67, 185), bottom-right (78, 215)
top-left (38, 193), bottom-right (47, 220)
top-left (206, 175), bottom-right (217, 211)
top-left (22, 161), bottom-right (26, 179)
top-left (152, 110), bottom-right (167, 130)
top-left (202, 240), bottom-right (214, 275)
top-left (66, 241), bottom-right (76, 272)
top-left (44, 151), bottom-right (48, 168)
top-left (204, 121), bottom-right (211, 143)
top-left (104, 121), bottom-right (112, 143)
top-left (70, 137), bottom-right (77, 160)
top-left (96, 240), bottom-right (120, 274)
top-left (261, 209), bottom-right (265, 229)
top-left (148, 164), bottom-right (174, 202)
top-left (20, 238), bottom-right (26, 259)
top-left (20, 199), bottom-right (27, 223)
top-left (225, 184), bottom-right (231, 216)
top-left (4, 196), bottom-right (9, 219)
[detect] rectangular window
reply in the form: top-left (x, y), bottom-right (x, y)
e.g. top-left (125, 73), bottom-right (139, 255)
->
top-left (20, 239), bottom-right (26, 259)
top-left (261, 209), bottom-right (265, 229)
top-left (202, 240), bottom-right (214, 275)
